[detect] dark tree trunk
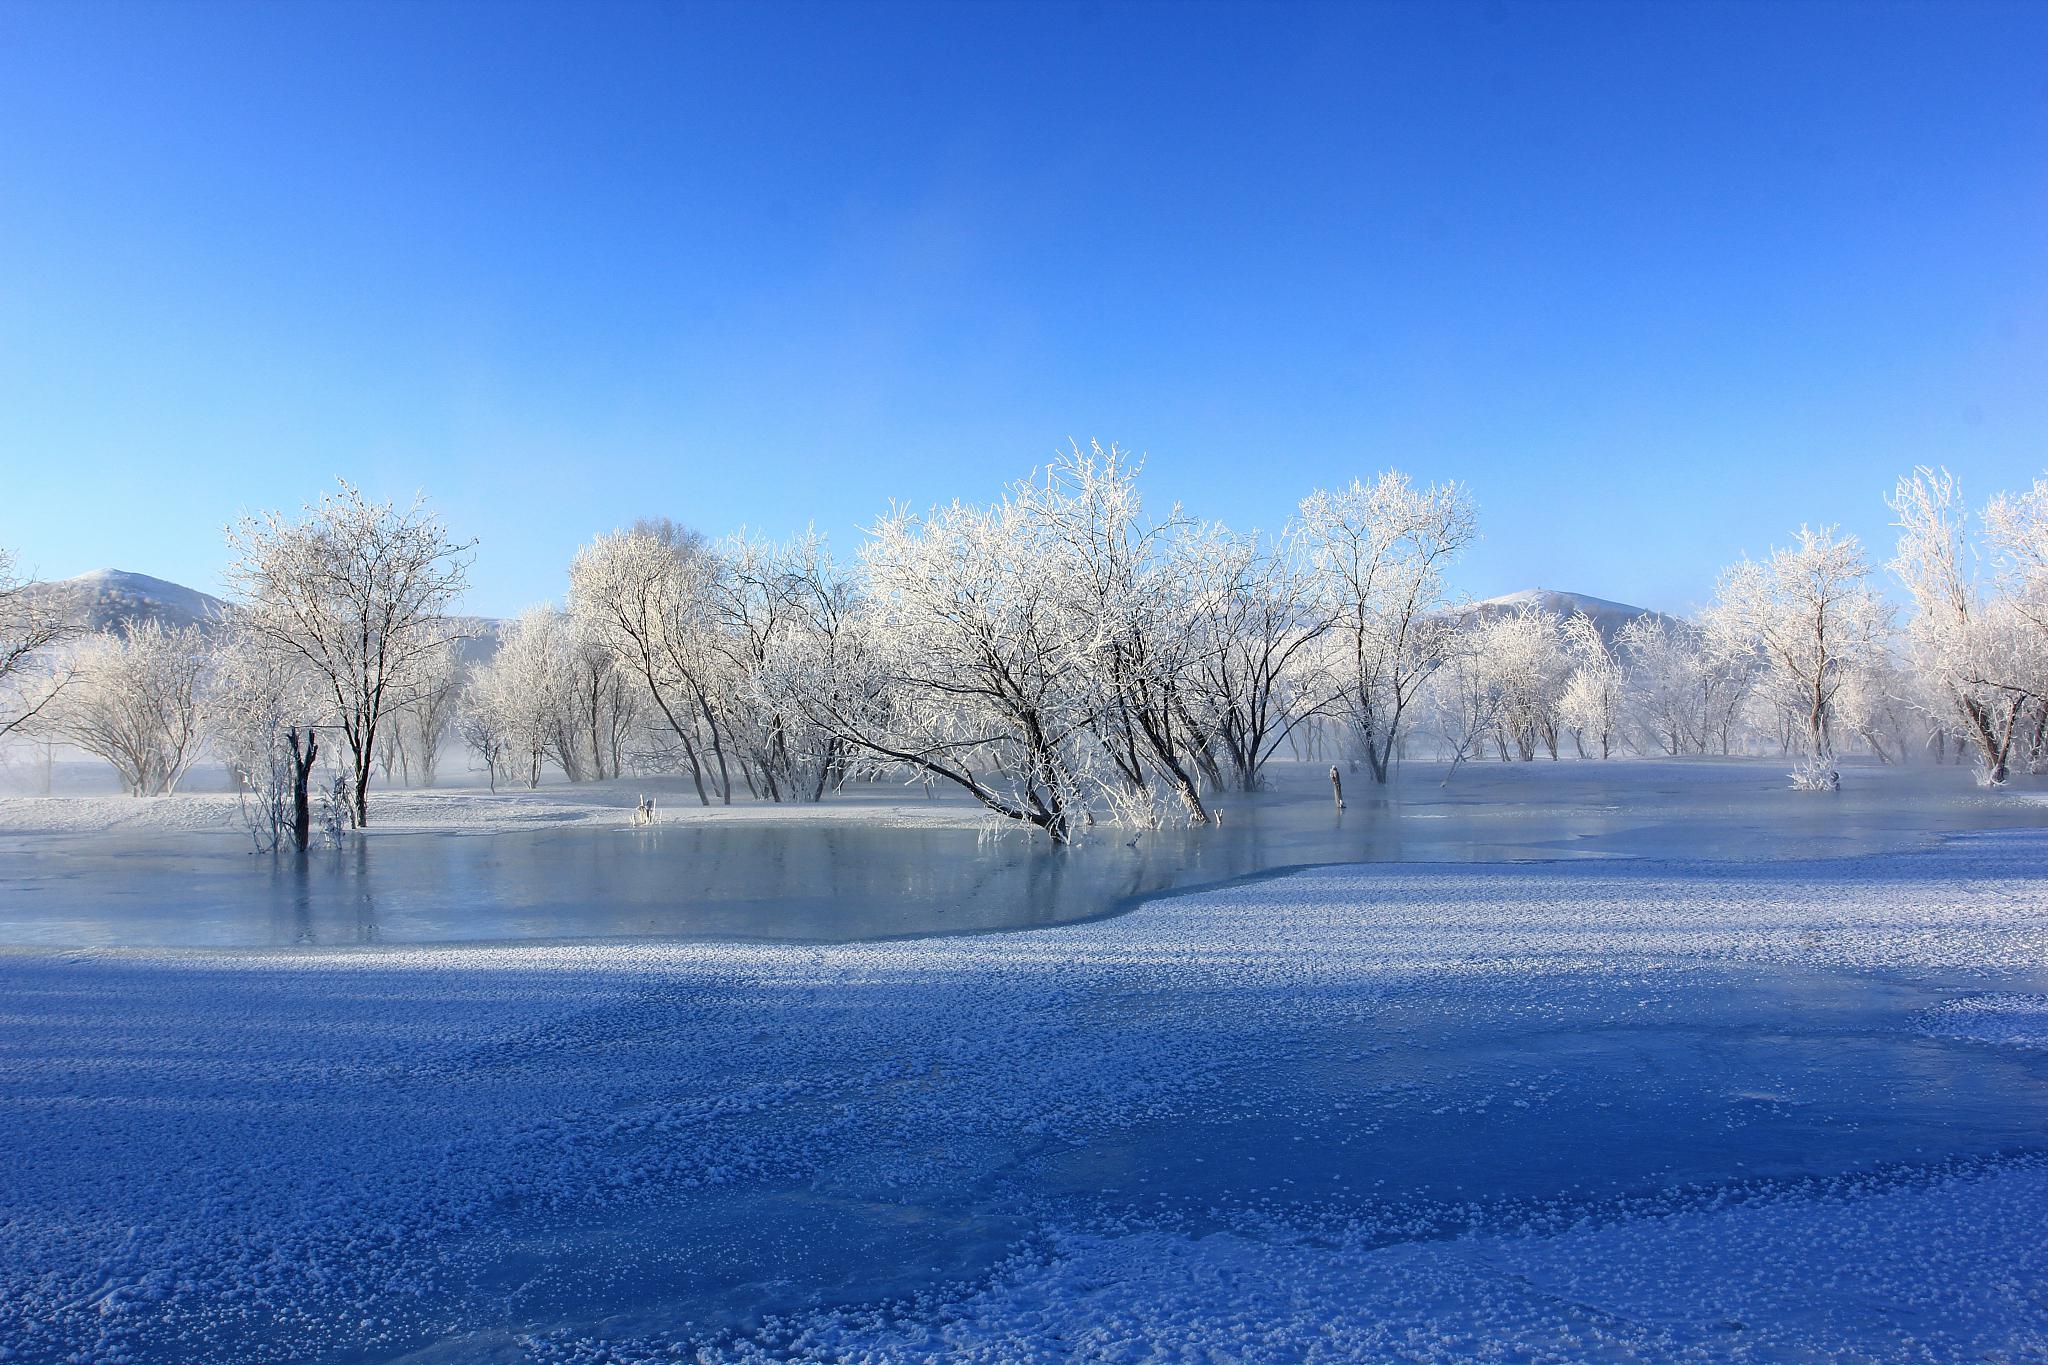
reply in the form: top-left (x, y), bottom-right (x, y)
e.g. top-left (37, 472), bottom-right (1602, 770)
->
top-left (288, 728), bottom-right (319, 851)
top-left (351, 750), bottom-right (371, 828)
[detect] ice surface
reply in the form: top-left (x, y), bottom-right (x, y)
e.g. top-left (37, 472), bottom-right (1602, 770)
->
top-left (1, 761), bottom-right (2042, 948)
top-left (1, 776), bottom-right (2045, 1361)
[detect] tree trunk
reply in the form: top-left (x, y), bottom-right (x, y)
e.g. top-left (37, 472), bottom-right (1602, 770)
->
top-left (353, 761), bottom-right (371, 828)
top-left (288, 728), bottom-right (318, 851)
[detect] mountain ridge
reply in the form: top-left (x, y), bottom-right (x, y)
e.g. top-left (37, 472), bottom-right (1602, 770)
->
top-left (26, 571), bottom-right (1665, 646)
top-left (23, 570), bottom-right (504, 665)
top-left (22, 569), bottom-right (228, 635)
top-left (1450, 587), bottom-right (1668, 640)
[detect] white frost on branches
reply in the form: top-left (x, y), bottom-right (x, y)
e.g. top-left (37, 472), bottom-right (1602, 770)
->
top-left (1706, 525), bottom-right (1892, 790)
top-left (225, 480), bottom-right (473, 826)
top-left (1297, 472), bottom-right (1477, 783)
top-left (1890, 468), bottom-right (2046, 783)
top-left (39, 621), bottom-right (209, 796)
top-left (0, 547), bottom-right (78, 740)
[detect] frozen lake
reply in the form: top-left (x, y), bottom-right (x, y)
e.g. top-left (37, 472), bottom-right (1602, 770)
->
top-left (1, 760), bottom-right (2043, 947)
top-left (2, 763), bottom-right (2045, 1361)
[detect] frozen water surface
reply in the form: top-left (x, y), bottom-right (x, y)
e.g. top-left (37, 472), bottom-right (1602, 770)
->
top-left (1, 762), bottom-right (2046, 1361)
top-left (1, 760), bottom-right (2042, 947)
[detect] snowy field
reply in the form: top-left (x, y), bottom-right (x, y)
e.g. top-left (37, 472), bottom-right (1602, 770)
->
top-left (3, 766), bottom-right (2047, 1362)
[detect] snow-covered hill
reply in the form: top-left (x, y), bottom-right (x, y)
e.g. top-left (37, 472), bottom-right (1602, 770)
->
top-left (23, 569), bottom-right (226, 635)
top-left (1452, 588), bottom-right (1665, 640)
top-left (26, 569), bottom-right (1650, 655)
top-left (23, 569), bottom-right (503, 657)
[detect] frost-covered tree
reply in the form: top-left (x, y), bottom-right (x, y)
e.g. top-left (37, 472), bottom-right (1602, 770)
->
top-left (1557, 614), bottom-right (1625, 759)
top-left (1832, 650), bottom-right (1916, 766)
top-left (1169, 521), bottom-right (1336, 792)
top-left (1980, 477), bottom-right (2048, 773)
top-left (1887, 468), bottom-right (2040, 783)
top-left (557, 618), bottom-right (638, 783)
top-left (571, 521), bottom-right (850, 802)
top-left (708, 530), bottom-right (855, 802)
top-left (751, 539), bottom-right (881, 803)
top-left (209, 624), bottom-right (328, 850)
top-left (459, 605), bottom-right (638, 787)
top-left (1982, 474), bottom-right (2048, 625)
top-left (225, 481), bottom-right (473, 825)
top-left (1471, 605), bottom-right (1573, 761)
top-left (41, 621), bottom-right (209, 796)
top-left (1439, 607), bottom-right (1622, 764)
top-left (791, 443), bottom-right (1279, 835)
top-left (1706, 525), bottom-right (1892, 789)
top-left (1616, 615), bottom-right (1695, 756)
top-left (1424, 632), bottom-right (1504, 779)
top-left (569, 521), bottom-right (738, 804)
top-left (455, 692), bottom-right (512, 793)
top-left (0, 548), bottom-right (77, 739)
top-left (401, 635), bottom-right (468, 787)
top-left (780, 465), bottom-right (1107, 841)
top-left (1026, 444), bottom-right (1216, 824)
top-left (1616, 614), bottom-right (1752, 757)
top-left (1298, 472), bottom-right (1477, 782)
top-left (373, 636), bottom-right (464, 788)
top-left (461, 606), bottom-right (570, 789)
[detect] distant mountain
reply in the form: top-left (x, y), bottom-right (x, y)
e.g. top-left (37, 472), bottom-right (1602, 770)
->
top-left (1452, 588), bottom-right (1665, 641)
top-left (23, 570), bottom-right (227, 636)
top-left (24, 570), bottom-right (507, 661)
top-left (27, 570), bottom-right (1659, 657)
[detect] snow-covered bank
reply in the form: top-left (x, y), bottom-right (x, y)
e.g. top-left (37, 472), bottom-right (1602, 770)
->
top-left (0, 780), bottom-right (986, 839)
top-left (3, 832), bottom-right (2046, 1361)
top-left (0, 789), bottom-right (248, 834)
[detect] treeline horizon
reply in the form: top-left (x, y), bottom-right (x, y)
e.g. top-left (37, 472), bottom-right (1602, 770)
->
top-left (4, 448), bottom-right (2045, 844)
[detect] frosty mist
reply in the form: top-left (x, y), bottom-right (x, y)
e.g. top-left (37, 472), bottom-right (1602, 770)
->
top-left (4, 452), bottom-right (2046, 841)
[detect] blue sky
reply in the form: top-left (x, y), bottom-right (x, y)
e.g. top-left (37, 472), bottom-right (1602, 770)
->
top-left (2, 0), bottom-right (2045, 617)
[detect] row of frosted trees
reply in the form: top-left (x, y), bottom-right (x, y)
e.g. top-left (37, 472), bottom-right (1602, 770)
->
top-left (1422, 587), bottom-right (1895, 786)
top-left (8, 458), bottom-right (2048, 844)
top-left (436, 451), bottom-right (2048, 831)
top-left (1415, 468), bottom-right (2048, 790)
top-left (0, 487), bottom-right (475, 845)
top-left (455, 445), bottom-right (1479, 840)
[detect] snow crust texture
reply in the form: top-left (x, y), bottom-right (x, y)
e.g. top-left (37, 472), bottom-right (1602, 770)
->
top-left (3, 832), bottom-right (2046, 1362)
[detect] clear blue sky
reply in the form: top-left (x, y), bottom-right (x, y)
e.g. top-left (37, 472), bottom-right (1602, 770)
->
top-left (2, 0), bottom-right (2045, 617)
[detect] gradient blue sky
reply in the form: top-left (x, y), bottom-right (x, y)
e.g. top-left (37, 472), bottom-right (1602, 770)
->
top-left (3, 0), bottom-right (2045, 617)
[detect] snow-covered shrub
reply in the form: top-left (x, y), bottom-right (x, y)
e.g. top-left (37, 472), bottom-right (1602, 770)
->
top-left (40, 620), bottom-right (208, 796)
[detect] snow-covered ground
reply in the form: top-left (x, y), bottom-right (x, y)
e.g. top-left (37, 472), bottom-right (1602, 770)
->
top-left (3, 818), bottom-right (2046, 1361)
top-left (0, 767), bottom-right (986, 836)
